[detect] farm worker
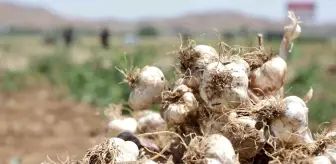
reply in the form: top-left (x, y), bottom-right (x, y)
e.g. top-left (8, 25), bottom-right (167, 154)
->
top-left (100, 27), bottom-right (110, 49)
top-left (63, 27), bottom-right (74, 47)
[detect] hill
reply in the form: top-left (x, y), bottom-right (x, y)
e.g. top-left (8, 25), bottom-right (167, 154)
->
top-left (0, 2), bottom-right (279, 32)
top-left (0, 1), bottom-right (334, 35)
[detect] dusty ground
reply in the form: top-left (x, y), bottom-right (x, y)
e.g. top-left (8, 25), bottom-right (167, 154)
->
top-left (0, 84), bottom-right (108, 164)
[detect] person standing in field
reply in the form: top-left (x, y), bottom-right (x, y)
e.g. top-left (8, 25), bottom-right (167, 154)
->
top-left (100, 28), bottom-right (110, 49)
top-left (63, 27), bottom-right (74, 47)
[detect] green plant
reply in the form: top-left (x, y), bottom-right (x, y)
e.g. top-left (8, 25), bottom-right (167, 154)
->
top-left (137, 26), bottom-right (159, 37)
top-left (309, 100), bottom-right (336, 124)
top-left (285, 61), bottom-right (336, 127)
top-left (285, 62), bottom-right (319, 96)
top-left (23, 45), bottom-right (164, 107)
top-left (0, 71), bottom-right (26, 92)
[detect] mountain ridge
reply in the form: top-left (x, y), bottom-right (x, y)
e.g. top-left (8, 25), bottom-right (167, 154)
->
top-left (0, 2), bottom-right (334, 34)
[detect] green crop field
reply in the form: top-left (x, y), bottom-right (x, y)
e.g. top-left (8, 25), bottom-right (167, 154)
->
top-left (0, 33), bottom-right (335, 163)
top-left (1, 34), bottom-right (335, 127)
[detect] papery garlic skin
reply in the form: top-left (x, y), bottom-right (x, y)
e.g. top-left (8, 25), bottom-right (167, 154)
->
top-left (284, 11), bottom-right (302, 42)
top-left (284, 23), bottom-right (301, 42)
top-left (128, 66), bottom-right (166, 111)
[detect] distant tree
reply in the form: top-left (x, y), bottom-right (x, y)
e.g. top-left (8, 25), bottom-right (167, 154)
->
top-left (264, 31), bottom-right (283, 41)
top-left (239, 25), bottom-right (249, 37)
top-left (137, 26), bottom-right (158, 37)
top-left (222, 32), bottom-right (234, 41)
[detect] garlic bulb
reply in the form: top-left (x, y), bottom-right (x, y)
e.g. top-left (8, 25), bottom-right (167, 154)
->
top-left (128, 66), bottom-right (166, 111)
top-left (108, 117), bottom-right (138, 135)
top-left (326, 131), bottom-right (336, 138)
top-left (179, 45), bottom-right (219, 89)
top-left (162, 84), bottom-right (198, 124)
top-left (200, 59), bottom-right (249, 111)
top-left (193, 45), bottom-right (220, 70)
top-left (163, 106), bottom-right (182, 124)
top-left (313, 150), bottom-right (336, 164)
top-left (325, 149), bottom-right (336, 162)
top-left (233, 116), bottom-right (266, 159)
top-left (205, 158), bottom-right (223, 164)
top-left (183, 92), bottom-right (198, 110)
top-left (175, 76), bottom-right (200, 91)
top-left (173, 84), bottom-right (192, 93)
top-left (250, 56), bottom-right (287, 97)
top-left (138, 112), bottom-right (165, 130)
top-left (183, 74), bottom-right (202, 90)
top-left (109, 137), bottom-right (139, 162)
top-left (313, 156), bottom-right (332, 164)
top-left (274, 86), bottom-right (284, 100)
top-left (142, 159), bottom-right (158, 164)
top-left (270, 96), bottom-right (314, 144)
top-left (205, 134), bottom-right (237, 164)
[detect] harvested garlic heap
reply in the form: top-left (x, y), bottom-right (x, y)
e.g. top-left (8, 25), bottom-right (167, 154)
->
top-left (45, 11), bottom-right (336, 164)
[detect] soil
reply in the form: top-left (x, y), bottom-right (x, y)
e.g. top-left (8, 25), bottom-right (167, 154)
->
top-left (327, 64), bottom-right (336, 75)
top-left (0, 85), bottom-right (108, 164)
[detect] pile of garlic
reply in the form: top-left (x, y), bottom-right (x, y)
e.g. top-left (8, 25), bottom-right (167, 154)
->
top-left (58, 11), bottom-right (335, 164)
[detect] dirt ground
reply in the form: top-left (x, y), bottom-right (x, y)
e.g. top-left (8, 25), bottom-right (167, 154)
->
top-left (0, 84), bottom-right (108, 164)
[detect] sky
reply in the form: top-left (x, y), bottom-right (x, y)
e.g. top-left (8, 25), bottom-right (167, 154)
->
top-left (3, 0), bottom-right (336, 23)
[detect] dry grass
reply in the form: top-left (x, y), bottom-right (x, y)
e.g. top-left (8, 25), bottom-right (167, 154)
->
top-left (264, 130), bottom-right (336, 164)
top-left (182, 136), bottom-right (208, 164)
top-left (222, 118), bottom-right (265, 161)
top-left (161, 90), bottom-right (184, 108)
top-left (242, 50), bottom-right (271, 70)
top-left (81, 139), bottom-right (119, 164)
top-left (43, 139), bottom-right (119, 164)
top-left (178, 41), bottom-right (200, 73)
top-left (115, 56), bottom-right (141, 89)
top-left (206, 70), bottom-right (233, 97)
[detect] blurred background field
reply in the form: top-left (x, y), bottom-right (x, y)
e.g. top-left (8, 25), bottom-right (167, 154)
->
top-left (0, 0), bottom-right (336, 163)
